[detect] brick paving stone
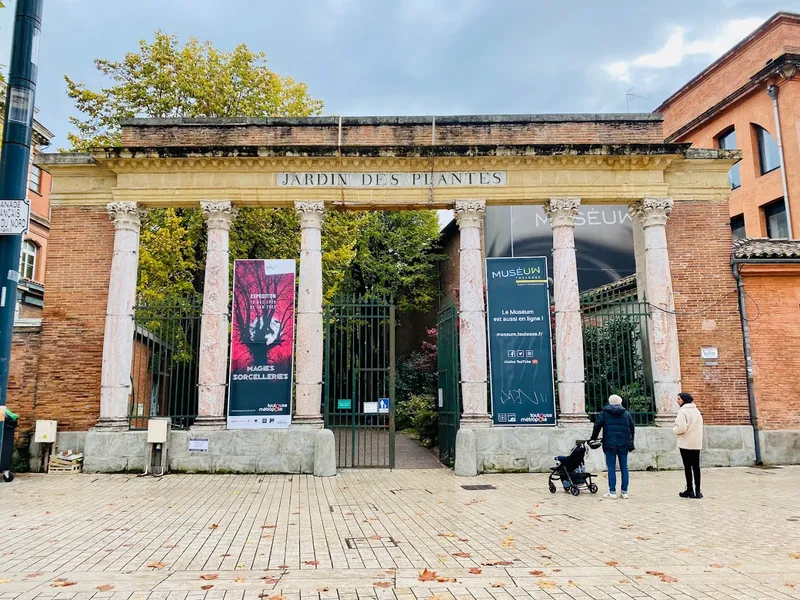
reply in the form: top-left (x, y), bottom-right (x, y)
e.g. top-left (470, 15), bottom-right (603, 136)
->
top-left (1, 468), bottom-right (800, 600)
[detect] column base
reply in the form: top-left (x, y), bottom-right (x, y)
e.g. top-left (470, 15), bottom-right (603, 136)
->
top-left (558, 412), bottom-right (589, 426)
top-left (191, 416), bottom-right (227, 431)
top-left (654, 413), bottom-right (678, 426)
top-left (291, 415), bottom-right (324, 429)
top-left (460, 412), bottom-right (493, 428)
top-left (92, 417), bottom-right (129, 431)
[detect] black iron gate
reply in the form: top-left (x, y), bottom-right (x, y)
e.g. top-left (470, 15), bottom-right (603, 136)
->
top-left (324, 295), bottom-right (396, 468)
top-left (129, 297), bottom-right (202, 430)
top-left (437, 303), bottom-right (460, 467)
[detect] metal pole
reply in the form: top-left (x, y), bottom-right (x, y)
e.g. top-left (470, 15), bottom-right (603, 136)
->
top-left (0, 0), bottom-right (43, 457)
top-left (766, 85), bottom-right (793, 239)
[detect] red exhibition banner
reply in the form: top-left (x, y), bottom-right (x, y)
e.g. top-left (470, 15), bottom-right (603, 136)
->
top-left (227, 259), bottom-right (296, 429)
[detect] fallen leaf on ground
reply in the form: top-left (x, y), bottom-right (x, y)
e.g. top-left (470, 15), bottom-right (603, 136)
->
top-left (535, 545), bottom-right (547, 551)
top-left (369, 535), bottom-right (382, 540)
top-left (165, 544), bottom-right (178, 549)
top-left (262, 535), bottom-right (273, 539)
top-left (537, 580), bottom-right (557, 589)
top-left (559, 529), bottom-right (569, 533)
top-left (278, 565), bottom-right (290, 570)
top-left (786, 583), bottom-right (796, 588)
top-left (491, 583), bottom-right (505, 588)
top-left (790, 553), bottom-right (800, 559)
top-left (51, 581), bottom-right (77, 588)
top-left (234, 578), bottom-right (245, 583)
top-left (209, 524), bottom-right (219, 530)
top-left (452, 552), bottom-right (471, 558)
top-left (201, 585), bottom-right (214, 591)
top-left (419, 569), bottom-right (437, 582)
top-left (458, 538), bottom-right (469, 542)
top-left (147, 562), bottom-right (167, 570)
top-left (437, 532), bottom-right (456, 538)
top-left (373, 581), bottom-right (392, 588)
top-left (646, 571), bottom-right (664, 577)
top-left (500, 536), bottom-right (515, 549)
top-left (318, 587), bottom-right (329, 592)
top-left (529, 571), bottom-right (545, 576)
top-left (635, 536), bottom-right (650, 541)
top-left (262, 525), bottom-right (276, 529)
top-left (200, 574), bottom-right (219, 581)
top-left (677, 548), bottom-right (691, 553)
top-left (660, 574), bottom-right (679, 583)
top-left (619, 579), bottom-right (630, 584)
top-left (709, 564), bottom-right (723, 568)
top-left (25, 573), bottom-right (43, 578)
top-left (552, 569), bottom-right (561, 573)
top-left (605, 561), bottom-right (619, 567)
top-left (482, 561), bottom-right (513, 566)
top-left (0, 580), bottom-right (12, 585)
top-left (259, 596), bottom-right (285, 600)
top-left (469, 568), bottom-right (482, 575)
top-left (96, 585), bottom-right (115, 592)
top-left (261, 577), bottom-right (280, 584)
top-left (568, 580), bottom-right (577, 586)
top-left (303, 560), bottom-right (319, 566)
top-left (619, 524), bottom-right (633, 529)
top-left (222, 554), bottom-right (232, 558)
top-left (436, 577), bottom-right (457, 583)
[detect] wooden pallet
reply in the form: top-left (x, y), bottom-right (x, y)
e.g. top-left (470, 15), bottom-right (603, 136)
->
top-left (48, 463), bottom-right (82, 474)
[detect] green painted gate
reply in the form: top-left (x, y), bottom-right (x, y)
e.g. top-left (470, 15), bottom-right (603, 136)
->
top-left (324, 295), bottom-right (396, 468)
top-left (437, 303), bottom-right (460, 467)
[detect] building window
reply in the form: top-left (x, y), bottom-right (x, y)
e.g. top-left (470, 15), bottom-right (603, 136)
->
top-left (730, 214), bottom-right (746, 241)
top-left (19, 240), bottom-right (36, 280)
top-left (764, 199), bottom-right (789, 239)
top-left (717, 128), bottom-right (740, 189)
top-left (755, 125), bottom-right (781, 175)
top-left (29, 165), bottom-right (41, 194)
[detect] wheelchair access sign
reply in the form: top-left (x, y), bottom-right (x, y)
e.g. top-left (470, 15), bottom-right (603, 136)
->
top-left (0, 199), bottom-right (30, 235)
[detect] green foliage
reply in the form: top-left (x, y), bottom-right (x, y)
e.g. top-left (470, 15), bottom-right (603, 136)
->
top-left (65, 31), bottom-right (323, 150)
top-left (344, 211), bottom-right (444, 313)
top-left (397, 394), bottom-right (439, 448)
top-left (395, 328), bottom-right (438, 441)
top-left (583, 314), bottom-right (654, 419)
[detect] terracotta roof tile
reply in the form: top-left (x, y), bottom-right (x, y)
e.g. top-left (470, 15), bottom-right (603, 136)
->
top-left (732, 237), bottom-right (800, 259)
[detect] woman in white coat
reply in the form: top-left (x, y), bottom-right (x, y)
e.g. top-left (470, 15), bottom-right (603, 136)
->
top-left (673, 392), bottom-right (704, 499)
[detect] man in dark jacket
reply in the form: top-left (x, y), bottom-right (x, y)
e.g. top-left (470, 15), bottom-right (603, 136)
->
top-left (590, 394), bottom-right (635, 499)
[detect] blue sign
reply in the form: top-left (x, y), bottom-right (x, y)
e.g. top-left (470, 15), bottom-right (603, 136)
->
top-left (486, 256), bottom-right (556, 426)
top-left (378, 398), bottom-right (390, 414)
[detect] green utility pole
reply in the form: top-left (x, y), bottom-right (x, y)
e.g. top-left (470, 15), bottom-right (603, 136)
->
top-left (0, 0), bottom-right (43, 455)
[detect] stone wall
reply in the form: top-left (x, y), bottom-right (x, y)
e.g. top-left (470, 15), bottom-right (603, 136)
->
top-left (34, 206), bottom-right (114, 431)
top-left (120, 115), bottom-right (665, 148)
top-left (6, 321), bottom-right (42, 445)
top-left (667, 199), bottom-right (750, 425)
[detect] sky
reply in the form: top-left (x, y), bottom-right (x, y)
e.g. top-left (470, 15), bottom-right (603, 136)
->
top-left (1, 0), bottom-right (798, 152)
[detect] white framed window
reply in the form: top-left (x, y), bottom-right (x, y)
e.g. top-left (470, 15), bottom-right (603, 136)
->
top-left (19, 240), bottom-right (36, 280)
top-left (29, 164), bottom-right (41, 194)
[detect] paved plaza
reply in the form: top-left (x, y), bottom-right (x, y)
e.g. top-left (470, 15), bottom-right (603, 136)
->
top-left (1, 466), bottom-right (800, 600)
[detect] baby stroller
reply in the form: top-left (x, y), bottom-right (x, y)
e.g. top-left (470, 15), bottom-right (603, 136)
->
top-left (548, 439), bottom-right (602, 496)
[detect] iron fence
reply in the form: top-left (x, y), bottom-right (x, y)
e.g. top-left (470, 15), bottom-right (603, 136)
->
top-left (129, 296), bottom-right (203, 430)
top-left (581, 290), bottom-right (655, 425)
top-left (437, 302), bottom-right (460, 467)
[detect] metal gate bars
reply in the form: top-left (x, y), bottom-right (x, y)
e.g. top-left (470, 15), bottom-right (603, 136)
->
top-left (129, 296), bottom-right (203, 430)
top-left (437, 303), bottom-right (460, 467)
top-left (323, 295), bottom-right (396, 468)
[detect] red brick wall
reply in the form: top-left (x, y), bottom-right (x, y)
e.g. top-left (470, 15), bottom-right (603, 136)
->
top-left (7, 324), bottom-right (42, 446)
top-left (34, 206), bottom-right (114, 430)
top-left (120, 118), bottom-right (664, 148)
top-left (739, 264), bottom-right (800, 429)
top-left (667, 200), bottom-right (750, 425)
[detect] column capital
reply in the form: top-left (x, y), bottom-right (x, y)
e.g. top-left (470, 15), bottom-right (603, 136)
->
top-left (294, 201), bottom-right (326, 229)
top-left (545, 197), bottom-right (581, 228)
top-left (201, 200), bottom-right (238, 231)
top-left (633, 197), bottom-right (674, 228)
top-left (106, 201), bottom-right (143, 232)
top-left (454, 199), bottom-right (486, 229)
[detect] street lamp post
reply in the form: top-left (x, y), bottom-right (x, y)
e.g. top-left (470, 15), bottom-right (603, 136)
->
top-left (0, 0), bottom-right (43, 457)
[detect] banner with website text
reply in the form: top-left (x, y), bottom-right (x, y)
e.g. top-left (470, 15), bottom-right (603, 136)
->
top-left (486, 256), bottom-right (556, 426)
top-left (228, 259), bottom-right (296, 429)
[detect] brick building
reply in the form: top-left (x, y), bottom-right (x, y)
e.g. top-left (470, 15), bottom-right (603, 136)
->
top-left (10, 113), bottom-right (772, 473)
top-left (657, 12), bottom-right (800, 240)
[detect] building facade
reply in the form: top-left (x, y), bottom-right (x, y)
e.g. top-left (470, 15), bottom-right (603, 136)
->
top-left (657, 12), bottom-right (800, 241)
top-left (10, 113), bottom-right (774, 473)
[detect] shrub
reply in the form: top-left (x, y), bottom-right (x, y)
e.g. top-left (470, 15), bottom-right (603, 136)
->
top-left (399, 394), bottom-right (439, 448)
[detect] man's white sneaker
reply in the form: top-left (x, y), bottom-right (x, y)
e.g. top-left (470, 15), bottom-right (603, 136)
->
top-left (621, 492), bottom-right (629, 499)
top-left (603, 492), bottom-right (617, 499)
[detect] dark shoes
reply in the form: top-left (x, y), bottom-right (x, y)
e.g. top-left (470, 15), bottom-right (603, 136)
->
top-left (694, 491), bottom-right (703, 499)
top-left (679, 489), bottom-right (695, 498)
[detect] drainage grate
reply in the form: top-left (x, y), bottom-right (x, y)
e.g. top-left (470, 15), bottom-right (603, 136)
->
top-left (461, 484), bottom-right (496, 491)
top-left (345, 536), bottom-right (400, 549)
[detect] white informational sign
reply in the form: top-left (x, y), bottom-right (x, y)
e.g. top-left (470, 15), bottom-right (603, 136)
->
top-left (188, 438), bottom-right (209, 453)
top-left (0, 199), bottom-right (30, 235)
top-left (438, 389), bottom-right (444, 408)
top-left (277, 171), bottom-right (507, 188)
top-left (700, 347), bottom-right (719, 360)
top-left (378, 398), bottom-right (390, 414)
top-left (364, 402), bottom-right (378, 414)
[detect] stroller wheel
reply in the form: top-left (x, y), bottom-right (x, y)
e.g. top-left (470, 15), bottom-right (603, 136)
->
top-left (548, 481), bottom-right (557, 494)
top-left (570, 486), bottom-right (580, 496)
top-left (589, 483), bottom-right (599, 494)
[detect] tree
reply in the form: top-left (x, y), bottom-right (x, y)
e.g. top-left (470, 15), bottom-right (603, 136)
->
top-left (65, 31), bottom-right (322, 150)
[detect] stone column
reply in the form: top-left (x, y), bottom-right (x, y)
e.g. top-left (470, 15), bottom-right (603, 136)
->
top-left (455, 199), bottom-right (492, 427)
top-left (632, 197), bottom-right (682, 424)
top-left (544, 198), bottom-right (587, 425)
top-left (630, 206), bottom-right (648, 300)
top-left (96, 202), bottom-right (143, 430)
top-left (293, 201), bottom-right (326, 428)
top-left (193, 200), bottom-right (237, 430)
